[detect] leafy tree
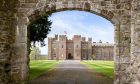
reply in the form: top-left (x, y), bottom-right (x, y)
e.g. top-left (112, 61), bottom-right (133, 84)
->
top-left (30, 47), bottom-right (40, 60)
top-left (28, 14), bottom-right (52, 47)
top-left (92, 54), bottom-right (96, 60)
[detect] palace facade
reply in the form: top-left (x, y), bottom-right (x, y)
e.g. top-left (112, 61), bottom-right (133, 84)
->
top-left (48, 35), bottom-right (114, 60)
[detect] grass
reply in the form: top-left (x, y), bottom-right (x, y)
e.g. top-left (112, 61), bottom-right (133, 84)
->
top-left (82, 60), bottom-right (114, 78)
top-left (29, 60), bottom-right (59, 80)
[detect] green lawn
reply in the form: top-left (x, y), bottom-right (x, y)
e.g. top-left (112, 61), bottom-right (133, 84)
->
top-left (82, 60), bottom-right (114, 78)
top-left (29, 60), bottom-right (59, 80)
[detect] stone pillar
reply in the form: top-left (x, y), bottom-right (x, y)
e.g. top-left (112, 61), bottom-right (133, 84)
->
top-left (114, 24), bottom-right (120, 84)
top-left (114, 15), bottom-right (131, 84)
top-left (130, 1), bottom-right (140, 83)
top-left (10, 13), bottom-right (29, 83)
top-left (120, 16), bottom-right (131, 84)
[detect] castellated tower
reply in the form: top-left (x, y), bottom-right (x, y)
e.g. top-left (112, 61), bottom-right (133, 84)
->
top-left (48, 34), bottom-right (114, 60)
top-left (81, 37), bottom-right (88, 60)
top-left (66, 39), bottom-right (74, 60)
top-left (48, 37), bottom-right (52, 60)
top-left (73, 35), bottom-right (82, 60)
top-left (58, 35), bottom-right (67, 60)
top-left (88, 38), bottom-right (92, 60)
top-left (81, 37), bottom-right (92, 60)
top-left (48, 34), bottom-right (59, 60)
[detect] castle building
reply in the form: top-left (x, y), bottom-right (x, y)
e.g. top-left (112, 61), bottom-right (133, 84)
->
top-left (48, 35), bottom-right (114, 60)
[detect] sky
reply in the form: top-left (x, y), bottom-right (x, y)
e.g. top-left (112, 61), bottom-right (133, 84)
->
top-left (38, 10), bottom-right (114, 55)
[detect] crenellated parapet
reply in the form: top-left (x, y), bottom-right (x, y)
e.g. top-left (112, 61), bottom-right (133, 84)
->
top-left (93, 42), bottom-right (114, 47)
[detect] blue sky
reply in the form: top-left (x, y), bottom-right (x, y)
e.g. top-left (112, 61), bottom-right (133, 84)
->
top-left (39, 10), bottom-right (114, 55)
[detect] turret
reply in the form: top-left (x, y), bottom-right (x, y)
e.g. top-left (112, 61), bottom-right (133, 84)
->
top-left (87, 38), bottom-right (92, 60)
top-left (59, 35), bottom-right (67, 41)
top-left (48, 38), bottom-right (52, 60)
top-left (73, 35), bottom-right (82, 60)
top-left (55, 34), bottom-right (58, 40)
top-left (99, 40), bottom-right (102, 43)
top-left (88, 38), bottom-right (92, 42)
top-left (73, 35), bottom-right (82, 40)
top-left (58, 35), bottom-right (67, 60)
top-left (82, 37), bottom-right (86, 42)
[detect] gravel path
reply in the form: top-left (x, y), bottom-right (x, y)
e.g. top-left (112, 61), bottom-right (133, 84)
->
top-left (28, 60), bottom-right (113, 84)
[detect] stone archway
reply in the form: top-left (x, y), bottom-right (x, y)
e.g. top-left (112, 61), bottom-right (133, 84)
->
top-left (1, 0), bottom-right (140, 84)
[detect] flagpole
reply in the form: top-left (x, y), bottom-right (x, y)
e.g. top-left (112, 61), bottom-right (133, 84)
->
top-left (64, 31), bottom-right (67, 36)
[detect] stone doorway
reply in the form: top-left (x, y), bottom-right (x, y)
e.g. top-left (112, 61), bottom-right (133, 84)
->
top-left (67, 53), bottom-right (73, 60)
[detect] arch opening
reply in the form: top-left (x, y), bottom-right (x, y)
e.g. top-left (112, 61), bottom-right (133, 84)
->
top-left (28, 10), bottom-right (115, 83)
top-left (67, 53), bottom-right (73, 60)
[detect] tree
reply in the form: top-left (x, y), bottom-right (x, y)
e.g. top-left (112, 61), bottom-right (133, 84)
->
top-left (92, 54), bottom-right (96, 60)
top-left (29, 47), bottom-right (40, 60)
top-left (28, 14), bottom-right (52, 47)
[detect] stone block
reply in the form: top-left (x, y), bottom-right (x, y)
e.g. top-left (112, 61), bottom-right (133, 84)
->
top-left (120, 71), bottom-right (131, 83)
top-left (114, 63), bottom-right (120, 71)
top-left (120, 63), bottom-right (130, 71)
top-left (25, 0), bottom-right (39, 3)
top-left (120, 56), bottom-right (130, 63)
top-left (20, 3), bottom-right (36, 8)
top-left (18, 27), bottom-right (27, 37)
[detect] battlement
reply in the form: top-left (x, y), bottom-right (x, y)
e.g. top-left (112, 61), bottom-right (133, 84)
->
top-left (88, 38), bottom-right (92, 42)
top-left (48, 37), bottom-right (52, 40)
top-left (81, 41), bottom-right (88, 44)
top-left (48, 34), bottom-right (114, 61)
top-left (59, 35), bottom-right (67, 41)
top-left (55, 34), bottom-right (58, 40)
top-left (67, 40), bottom-right (73, 43)
top-left (48, 35), bottom-right (114, 47)
top-left (48, 35), bottom-right (58, 41)
top-left (73, 35), bottom-right (81, 38)
top-left (59, 35), bottom-right (67, 38)
top-left (93, 42), bottom-right (114, 47)
top-left (82, 37), bottom-right (86, 41)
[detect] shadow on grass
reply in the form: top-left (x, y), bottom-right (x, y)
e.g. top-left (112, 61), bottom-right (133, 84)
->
top-left (29, 68), bottom-right (52, 80)
top-left (29, 60), bottom-right (59, 80)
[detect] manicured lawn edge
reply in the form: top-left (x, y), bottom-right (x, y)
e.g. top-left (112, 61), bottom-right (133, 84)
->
top-left (81, 60), bottom-right (114, 79)
top-left (29, 60), bottom-right (59, 80)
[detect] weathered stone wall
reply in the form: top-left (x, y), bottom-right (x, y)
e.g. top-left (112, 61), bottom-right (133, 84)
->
top-left (66, 41), bottom-right (74, 59)
top-left (11, 13), bottom-right (29, 83)
top-left (130, 0), bottom-right (140, 83)
top-left (48, 38), bottom-right (52, 60)
top-left (81, 42), bottom-right (89, 60)
top-left (0, 0), bottom-right (138, 84)
top-left (73, 35), bottom-right (82, 59)
top-left (0, 0), bottom-right (31, 83)
top-left (58, 35), bottom-right (67, 60)
top-left (92, 43), bottom-right (114, 60)
top-left (0, 0), bottom-right (23, 83)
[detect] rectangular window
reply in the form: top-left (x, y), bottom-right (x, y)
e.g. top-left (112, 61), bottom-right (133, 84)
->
top-left (62, 45), bottom-right (63, 48)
